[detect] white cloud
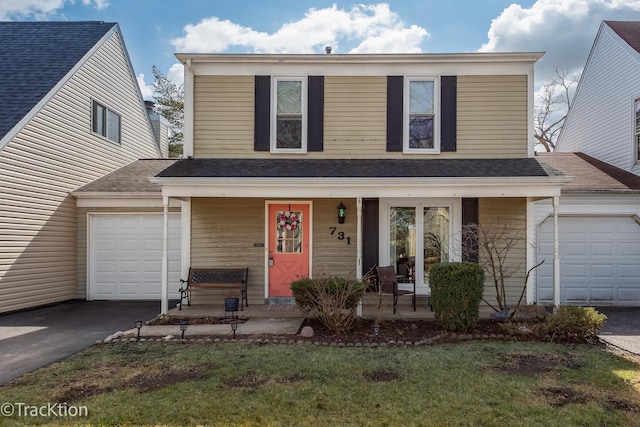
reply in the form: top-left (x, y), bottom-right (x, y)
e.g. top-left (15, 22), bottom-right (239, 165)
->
top-left (0, 0), bottom-right (109, 19)
top-left (167, 63), bottom-right (184, 86)
top-left (82, 0), bottom-right (109, 10)
top-left (0, 0), bottom-right (64, 20)
top-left (136, 73), bottom-right (154, 101)
top-left (171, 3), bottom-right (428, 54)
top-left (479, 0), bottom-right (640, 84)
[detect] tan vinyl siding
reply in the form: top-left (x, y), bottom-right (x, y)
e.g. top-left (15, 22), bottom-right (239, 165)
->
top-left (0, 31), bottom-right (159, 313)
top-left (323, 77), bottom-right (387, 157)
top-left (193, 75), bottom-right (528, 159)
top-left (190, 198), bottom-right (266, 304)
top-left (457, 75), bottom-right (528, 157)
top-left (193, 76), bottom-right (254, 157)
top-left (478, 198), bottom-right (527, 308)
top-left (311, 199), bottom-right (358, 278)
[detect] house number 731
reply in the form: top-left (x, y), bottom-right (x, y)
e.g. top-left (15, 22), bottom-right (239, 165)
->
top-left (329, 227), bottom-right (351, 244)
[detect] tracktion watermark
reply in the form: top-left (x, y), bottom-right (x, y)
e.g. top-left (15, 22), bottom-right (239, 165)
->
top-left (2, 402), bottom-right (88, 418)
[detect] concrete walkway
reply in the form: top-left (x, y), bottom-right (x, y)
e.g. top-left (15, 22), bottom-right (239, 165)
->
top-left (121, 317), bottom-right (304, 340)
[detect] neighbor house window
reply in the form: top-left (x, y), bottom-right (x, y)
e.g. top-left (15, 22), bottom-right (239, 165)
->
top-left (272, 77), bottom-right (307, 152)
top-left (636, 98), bottom-right (640, 163)
top-left (404, 77), bottom-right (439, 153)
top-left (92, 100), bottom-right (121, 144)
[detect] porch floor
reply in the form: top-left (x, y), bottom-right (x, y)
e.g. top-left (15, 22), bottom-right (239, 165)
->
top-left (167, 295), bottom-right (498, 321)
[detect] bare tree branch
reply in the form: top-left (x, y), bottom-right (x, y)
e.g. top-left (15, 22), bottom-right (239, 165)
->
top-left (534, 66), bottom-right (579, 152)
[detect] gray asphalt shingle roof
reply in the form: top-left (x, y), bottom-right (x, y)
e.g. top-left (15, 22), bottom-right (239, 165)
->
top-left (0, 21), bottom-right (116, 141)
top-left (156, 158), bottom-right (550, 178)
top-left (75, 159), bottom-right (176, 193)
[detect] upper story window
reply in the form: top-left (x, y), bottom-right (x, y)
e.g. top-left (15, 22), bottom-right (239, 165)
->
top-left (404, 77), bottom-right (439, 153)
top-left (635, 98), bottom-right (640, 163)
top-left (92, 100), bottom-right (121, 144)
top-left (271, 77), bottom-right (307, 152)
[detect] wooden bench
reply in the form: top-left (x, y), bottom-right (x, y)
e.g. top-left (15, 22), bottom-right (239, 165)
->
top-left (178, 267), bottom-right (249, 311)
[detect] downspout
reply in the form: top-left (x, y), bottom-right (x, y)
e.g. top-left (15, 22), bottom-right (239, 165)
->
top-left (553, 196), bottom-right (560, 307)
top-left (161, 196), bottom-right (169, 314)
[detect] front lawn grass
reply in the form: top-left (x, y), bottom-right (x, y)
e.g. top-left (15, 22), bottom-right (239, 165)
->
top-left (1, 341), bottom-right (639, 426)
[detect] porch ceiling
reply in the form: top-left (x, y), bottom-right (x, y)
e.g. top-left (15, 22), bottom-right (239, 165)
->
top-left (150, 158), bottom-right (571, 199)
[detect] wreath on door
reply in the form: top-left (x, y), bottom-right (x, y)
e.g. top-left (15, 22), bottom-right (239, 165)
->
top-left (278, 211), bottom-right (299, 231)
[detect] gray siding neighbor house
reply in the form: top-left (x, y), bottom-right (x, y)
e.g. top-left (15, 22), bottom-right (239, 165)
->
top-left (0, 22), bottom-right (162, 313)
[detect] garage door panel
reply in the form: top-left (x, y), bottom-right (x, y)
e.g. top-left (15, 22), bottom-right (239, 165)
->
top-left (565, 287), bottom-right (588, 301)
top-left (91, 214), bottom-right (181, 300)
top-left (563, 242), bottom-right (588, 256)
top-left (591, 264), bottom-right (614, 279)
top-left (563, 263), bottom-right (589, 279)
top-left (537, 215), bottom-right (640, 306)
top-left (619, 288), bottom-right (640, 301)
top-left (619, 264), bottom-right (640, 278)
top-left (591, 243), bottom-right (615, 256)
top-left (619, 242), bottom-right (640, 256)
top-left (591, 288), bottom-right (615, 301)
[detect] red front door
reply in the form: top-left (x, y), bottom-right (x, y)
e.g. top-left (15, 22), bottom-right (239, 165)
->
top-left (268, 203), bottom-right (310, 297)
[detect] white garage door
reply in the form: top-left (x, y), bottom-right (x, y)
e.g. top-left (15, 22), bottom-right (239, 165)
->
top-left (537, 216), bottom-right (640, 306)
top-left (90, 214), bottom-right (182, 300)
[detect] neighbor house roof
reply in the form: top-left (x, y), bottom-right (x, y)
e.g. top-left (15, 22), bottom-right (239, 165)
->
top-left (74, 159), bottom-right (176, 194)
top-left (156, 158), bottom-right (550, 178)
top-left (536, 152), bottom-right (640, 192)
top-left (0, 21), bottom-right (116, 141)
top-left (605, 20), bottom-right (640, 54)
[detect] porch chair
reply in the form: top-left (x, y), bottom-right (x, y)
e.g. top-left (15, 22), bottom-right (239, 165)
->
top-left (376, 265), bottom-right (416, 314)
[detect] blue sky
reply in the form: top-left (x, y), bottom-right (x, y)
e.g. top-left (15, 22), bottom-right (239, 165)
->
top-left (2, 0), bottom-right (640, 99)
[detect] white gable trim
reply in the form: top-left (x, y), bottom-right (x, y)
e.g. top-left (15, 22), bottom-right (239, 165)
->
top-left (0, 25), bottom-right (118, 151)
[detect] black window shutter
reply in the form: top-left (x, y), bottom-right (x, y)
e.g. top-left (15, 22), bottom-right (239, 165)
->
top-left (362, 198), bottom-right (379, 275)
top-left (462, 198), bottom-right (479, 263)
top-left (308, 76), bottom-right (324, 152)
top-left (441, 76), bottom-right (457, 152)
top-left (254, 75), bottom-right (271, 151)
top-left (386, 76), bottom-right (403, 152)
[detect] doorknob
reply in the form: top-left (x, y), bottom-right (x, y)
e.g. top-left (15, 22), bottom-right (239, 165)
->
top-left (269, 256), bottom-right (274, 267)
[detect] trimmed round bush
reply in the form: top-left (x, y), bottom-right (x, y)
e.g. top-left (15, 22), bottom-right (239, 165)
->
top-left (429, 262), bottom-right (485, 332)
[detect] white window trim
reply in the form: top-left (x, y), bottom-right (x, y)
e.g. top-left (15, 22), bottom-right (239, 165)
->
top-left (271, 76), bottom-right (307, 153)
top-left (403, 76), bottom-right (440, 154)
top-left (91, 98), bottom-right (121, 145)
top-left (379, 197), bottom-right (461, 295)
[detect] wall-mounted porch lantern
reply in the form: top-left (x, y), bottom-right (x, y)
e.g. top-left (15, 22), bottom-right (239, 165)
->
top-left (337, 202), bottom-right (347, 224)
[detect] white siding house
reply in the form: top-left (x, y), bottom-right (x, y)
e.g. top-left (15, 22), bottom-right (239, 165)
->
top-left (0, 22), bottom-right (162, 313)
top-left (557, 21), bottom-right (640, 176)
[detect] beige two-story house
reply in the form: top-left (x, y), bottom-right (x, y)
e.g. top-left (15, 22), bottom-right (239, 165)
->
top-left (148, 53), bottom-right (568, 313)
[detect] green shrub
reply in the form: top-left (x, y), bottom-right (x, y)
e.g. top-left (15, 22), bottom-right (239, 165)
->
top-left (429, 262), bottom-right (485, 332)
top-left (545, 306), bottom-right (607, 341)
top-left (291, 276), bottom-right (366, 333)
top-left (500, 306), bottom-right (607, 342)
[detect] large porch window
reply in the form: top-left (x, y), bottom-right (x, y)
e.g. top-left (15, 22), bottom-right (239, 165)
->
top-left (382, 199), bottom-right (460, 295)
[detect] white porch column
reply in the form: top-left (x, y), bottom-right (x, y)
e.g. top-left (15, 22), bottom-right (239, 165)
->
top-left (553, 196), bottom-right (560, 307)
top-left (526, 197), bottom-right (535, 304)
top-left (161, 196), bottom-right (169, 315)
top-left (356, 197), bottom-right (363, 280)
top-left (356, 197), bottom-right (363, 317)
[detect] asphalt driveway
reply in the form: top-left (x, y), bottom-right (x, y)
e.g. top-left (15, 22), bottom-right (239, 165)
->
top-left (0, 300), bottom-right (164, 385)
top-left (596, 306), bottom-right (640, 356)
